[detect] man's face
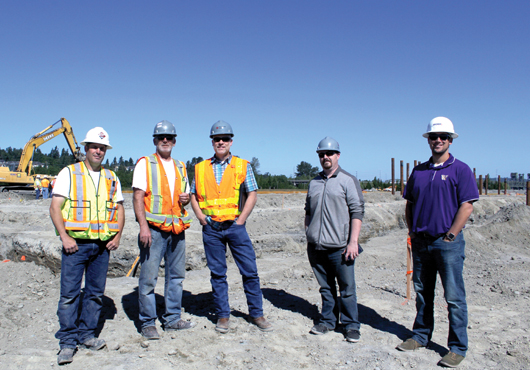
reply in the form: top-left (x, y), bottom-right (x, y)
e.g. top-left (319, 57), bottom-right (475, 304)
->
top-left (153, 135), bottom-right (176, 155)
top-left (85, 143), bottom-right (107, 167)
top-left (211, 135), bottom-right (233, 158)
top-left (427, 132), bottom-right (452, 155)
top-left (318, 151), bottom-right (340, 170)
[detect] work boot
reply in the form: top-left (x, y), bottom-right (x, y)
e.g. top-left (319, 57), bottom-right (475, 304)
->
top-left (165, 319), bottom-right (197, 331)
top-left (396, 338), bottom-right (425, 351)
top-left (251, 316), bottom-right (273, 332)
top-left (141, 326), bottom-right (160, 340)
top-left (215, 318), bottom-right (230, 334)
top-left (439, 352), bottom-right (465, 368)
top-left (57, 348), bottom-right (75, 365)
top-left (80, 337), bottom-right (106, 350)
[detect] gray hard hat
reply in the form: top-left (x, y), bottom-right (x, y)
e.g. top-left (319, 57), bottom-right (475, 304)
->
top-left (210, 120), bottom-right (234, 138)
top-left (316, 136), bottom-right (340, 152)
top-left (153, 120), bottom-right (177, 137)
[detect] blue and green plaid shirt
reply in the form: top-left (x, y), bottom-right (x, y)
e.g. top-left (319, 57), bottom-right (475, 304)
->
top-left (190, 155), bottom-right (258, 194)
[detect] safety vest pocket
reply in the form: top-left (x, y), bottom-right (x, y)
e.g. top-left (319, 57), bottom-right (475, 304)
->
top-left (69, 199), bottom-right (91, 221)
top-left (106, 200), bottom-right (118, 221)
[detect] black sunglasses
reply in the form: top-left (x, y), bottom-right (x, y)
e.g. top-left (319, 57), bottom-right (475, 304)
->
top-left (318, 151), bottom-right (338, 158)
top-left (213, 136), bottom-right (232, 143)
top-left (156, 135), bottom-right (175, 141)
top-left (428, 133), bottom-right (450, 141)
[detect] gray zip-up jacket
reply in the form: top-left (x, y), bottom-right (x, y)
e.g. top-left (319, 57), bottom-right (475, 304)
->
top-left (305, 166), bottom-right (364, 249)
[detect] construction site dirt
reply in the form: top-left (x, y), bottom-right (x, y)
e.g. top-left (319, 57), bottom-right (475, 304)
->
top-left (0, 191), bottom-right (529, 369)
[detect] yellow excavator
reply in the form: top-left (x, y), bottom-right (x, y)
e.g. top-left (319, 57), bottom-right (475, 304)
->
top-left (0, 118), bottom-right (85, 191)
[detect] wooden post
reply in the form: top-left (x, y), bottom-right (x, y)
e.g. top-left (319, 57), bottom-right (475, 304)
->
top-left (479, 175), bottom-right (483, 195)
top-left (390, 158), bottom-right (396, 195)
top-left (498, 175), bottom-right (501, 195)
top-left (527, 182), bottom-right (530, 206)
top-left (414, 160), bottom-right (417, 167)
top-left (406, 163), bottom-right (410, 182)
top-left (485, 175), bottom-right (489, 195)
top-left (504, 179), bottom-right (507, 195)
top-left (400, 160), bottom-right (404, 196)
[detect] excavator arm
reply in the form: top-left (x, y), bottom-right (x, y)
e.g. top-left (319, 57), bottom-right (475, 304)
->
top-left (16, 118), bottom-right (84, 175)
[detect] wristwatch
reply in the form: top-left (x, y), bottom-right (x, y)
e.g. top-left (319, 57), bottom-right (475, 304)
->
top-left (445, 232), bottom-right (456, 241)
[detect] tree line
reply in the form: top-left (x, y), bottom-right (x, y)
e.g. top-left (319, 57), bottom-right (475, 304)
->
top-left (3, 146), bottom-right (452, 191)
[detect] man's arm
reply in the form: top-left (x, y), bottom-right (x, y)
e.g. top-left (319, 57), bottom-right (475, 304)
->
top-left (133, 188), bottom-right (152, 248)
top-left (235, 190), bottom-right (256, 225)
top-left (444, 201), bottom-right (474, 241)
top-left (190, 193), bottom-right (208, 225)
top-left (49, 195), bottom-right (78, 253)
top-left (106, 202), bottom-right (125, 251)
top-left (343, 218), bottom-right (362, 260)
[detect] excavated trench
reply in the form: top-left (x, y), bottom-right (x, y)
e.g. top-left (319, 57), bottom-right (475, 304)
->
top-left (1, 191), bottom-right (527, 278)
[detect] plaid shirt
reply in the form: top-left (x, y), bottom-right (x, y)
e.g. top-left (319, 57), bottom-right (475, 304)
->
top-left (190, 155), bottom-right (258, 193)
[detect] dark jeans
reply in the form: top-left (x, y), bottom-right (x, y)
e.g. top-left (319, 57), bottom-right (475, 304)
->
top-left (56, 240), bottom-right (109, 349)
top-left (202, 222), bottom-right (263, 318)
top-left (307, 245), bottom-right (359, 331)
top-left (411, 232), bottom-right (468, 356)
top-left (138, 227), bottom-right (186, 328)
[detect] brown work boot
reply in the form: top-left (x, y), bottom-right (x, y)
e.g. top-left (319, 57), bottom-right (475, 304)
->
top-left (215, 318), bottom-right (230, 334)
top-left (396, 338), bottom-right (425, 351)
top-left (439, 352), bottom-right (465, 368)
top-left (251, 316), bottom-right (273, 332)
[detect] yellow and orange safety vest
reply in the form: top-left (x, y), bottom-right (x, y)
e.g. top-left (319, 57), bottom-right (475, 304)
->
top-left (60, 162), bottom-right (120, 241)
top-left (194, 156), bottom-right (248, 222)
top-left (142, 154), bottom-right (192, 234)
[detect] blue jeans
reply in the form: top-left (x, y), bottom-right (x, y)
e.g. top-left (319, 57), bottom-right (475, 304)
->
top-left (138, 227), bottom-right (186, 328)
top-left (35, 188), bottom-right (41, 200)
top-left (411, 232), bottom-right (468, 356)
top-left (42, 188), bottom-right (49, 199)
top-left (56, 240), bottom-right (110, 349)
top-left (307, 245), bottom-right (359, 331)
top-left (202, 222), bottom-right (263, 318)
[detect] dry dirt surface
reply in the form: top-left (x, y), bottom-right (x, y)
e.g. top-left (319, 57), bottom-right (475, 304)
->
top-left (0, 191), bottom-right (529, 370)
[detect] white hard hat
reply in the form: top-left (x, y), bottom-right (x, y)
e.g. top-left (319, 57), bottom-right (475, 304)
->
top-left (80, 127), bottom-right (113, 149)
top-left (423, 117), bottom-right (458, 138)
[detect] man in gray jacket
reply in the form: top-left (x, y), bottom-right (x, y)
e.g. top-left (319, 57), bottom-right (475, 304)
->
top-left (305, 137), bottom-right (364, 343)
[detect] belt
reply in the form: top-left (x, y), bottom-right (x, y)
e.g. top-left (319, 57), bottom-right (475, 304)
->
top-left (207, 217), bottom-right (235, 231)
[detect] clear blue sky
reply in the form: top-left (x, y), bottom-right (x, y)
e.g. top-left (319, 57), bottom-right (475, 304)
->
top-left (1, 1), bottom-right (528, 180)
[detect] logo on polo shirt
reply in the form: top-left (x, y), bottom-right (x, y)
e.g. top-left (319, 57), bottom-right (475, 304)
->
top-left (441, 175), bottom-right (448, 180)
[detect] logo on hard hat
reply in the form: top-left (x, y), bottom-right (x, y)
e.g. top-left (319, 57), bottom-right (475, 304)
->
top-left (432, 123), bottom-right (441, 126)
top-left (98, 132), bottom-right (106, 140)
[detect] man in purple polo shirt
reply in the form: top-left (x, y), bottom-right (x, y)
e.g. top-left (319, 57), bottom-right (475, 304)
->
top-left (397, 117), bottom-right (479, 368)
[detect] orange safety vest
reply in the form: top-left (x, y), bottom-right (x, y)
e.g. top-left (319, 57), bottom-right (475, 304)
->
top-left (142, 154), bottom-right (192, 234)
top-left (194, 156), bottom-right (248, 222)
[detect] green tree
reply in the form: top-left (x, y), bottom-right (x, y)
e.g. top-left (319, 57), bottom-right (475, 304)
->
top-left (186, 156), bottom-right (204, 180)
top-left (250, 157), bottom-right (260, 175)
top-left (295, 161), bottom-right (319, 179)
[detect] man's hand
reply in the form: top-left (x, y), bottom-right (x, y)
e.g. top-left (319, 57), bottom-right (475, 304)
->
top-left (179, 192), bottom-right (190, 206)
top-left (139, 224), bottom-right (152, 248)
top-left (342, 242), bottom-right (360, 261)
top-left (62, 234), bottom-right (78, 254)
top-left (106, 234), bottom-right (121, 251)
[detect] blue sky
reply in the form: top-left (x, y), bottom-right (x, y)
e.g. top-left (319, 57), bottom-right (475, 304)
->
top-left (1, 1), bottom-right (528, 180)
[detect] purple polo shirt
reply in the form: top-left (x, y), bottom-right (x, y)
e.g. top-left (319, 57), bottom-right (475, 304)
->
top-left (404, 154), bottom-right (479, 237)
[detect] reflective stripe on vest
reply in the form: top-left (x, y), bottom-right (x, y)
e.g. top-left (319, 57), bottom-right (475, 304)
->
top-left (61, 162), bottom-right (119, 240)
top-left (195, 156), bottom-right (247, 222)
top-left (143, 154), bottom-right (192, 233)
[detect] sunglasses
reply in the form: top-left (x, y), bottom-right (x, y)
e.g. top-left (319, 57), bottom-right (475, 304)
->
top-left (318, 151), bottom-right (338, 158)
top-left (156, 135), bottom-right (175, 141)
top-left (428, 133), bottom-right (450, 141)
top-left (213, 136), bottom-right (232, 143)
